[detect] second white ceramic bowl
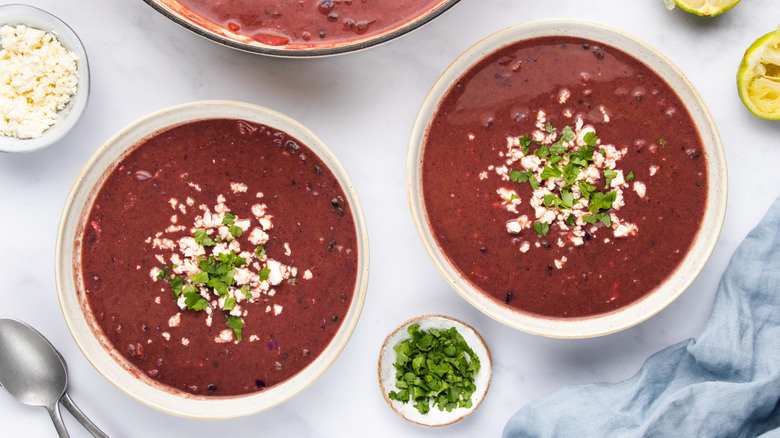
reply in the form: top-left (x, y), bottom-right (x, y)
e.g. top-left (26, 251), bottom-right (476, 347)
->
top-left (55, 100), bottom-right (369, 418)
top-left (407, 20), bottom-right (727, 338)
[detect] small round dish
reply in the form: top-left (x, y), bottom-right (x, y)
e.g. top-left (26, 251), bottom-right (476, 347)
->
top-left (0, 4), bottom-right (90, 153)
top-left (407, 20), bottom-right (727, 338)
top-left (143, 0), bottom-right (460, 57)
top-left (55, 100), bottom-right (369, 418)
top-left (378, 314), bottom-right (491, 427)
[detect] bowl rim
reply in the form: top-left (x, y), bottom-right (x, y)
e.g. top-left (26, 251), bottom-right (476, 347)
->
top-left (377, 314), bottom-right (492, 427)
top-left (142, 0), bottom-right (461, 58)
top-left (0, 3), bottom-right (90, 153)
top-left (54, 100), bottom-right (370, 418)
top-left (406, 18), bottom-right (728, 338)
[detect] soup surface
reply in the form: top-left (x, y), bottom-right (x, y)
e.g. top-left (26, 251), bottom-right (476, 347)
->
top-left (421, 36), bottom-right (708, 318)
top-left (174, 0), bottom-right (450, 48)
top-left (80, 118), bottom-right (358, 396)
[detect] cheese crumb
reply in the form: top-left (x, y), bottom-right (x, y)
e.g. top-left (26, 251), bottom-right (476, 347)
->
top-left (0, 25), bottom-right (78, 139)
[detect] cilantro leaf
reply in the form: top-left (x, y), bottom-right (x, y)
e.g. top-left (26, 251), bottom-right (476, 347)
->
top-left (604, 169), bottom-right (618, 187)
top-left (226, 316), bottom-right (243, 341)
top-left (194, 229), bottom-right (215, 247)
top-left (533, 221), bottom-right (550, 237)
top-left (583, 131), bottom-right (598, 147)
top-left (222, 211), bottom-right (236, 226)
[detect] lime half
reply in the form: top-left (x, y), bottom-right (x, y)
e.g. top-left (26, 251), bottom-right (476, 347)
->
top-left (738, 28), bottom-right (780, 120)
top-left (670, 0), bottom-right (741, 16)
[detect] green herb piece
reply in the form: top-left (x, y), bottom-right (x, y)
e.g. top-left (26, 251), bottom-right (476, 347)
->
top-left (604, 169), bottom-right (618, 187)
top-left (519, 135), bottom-right (532, 154)
top-left (241, 284), bottom-right (252, 300)
top-left (545, 123), bottom-right (555, 133)
top-left (540, 164), bottom-right (562, 181)
top-left (189, 271), bottom-right (209, 284)
top-left (170, 276), bottom-right (183, 297)
top-left (223, 297), bottom-right (236, 311)
top-left (543, 194), bottom-right (557, 208)
top-left (548, 139), bottom-right (568, 156)
top-left (387, 324), bottom-right (481, 415)
top-left (194, 229), bottom-right (215, 247)
top-left (583, 131), bottom-right (598, 147)
top-left (255, 245), bottom-right (266, 259)
top-left (228, 224), bottom-right (243, 238)
top-left (222, 212), bottom-right (236, 226)
top-left (658, 138), bottom-right (667, 147)
top-left (626, 171), bottom-right (635, 182)
top-left (226, 316), bottom-right (243, 341)
top-left (259, 267), bottom-right (271, 281)
top-left (156, 266), bottom-right (170, 281)
top-left (183, 286), bottom-right (208, 310)
top-left (560, 188), bottom-right (574, 209)
top-left (533, 221), bottom-right (550, 237)
top-left (560, 126), bottom-right (575, 142)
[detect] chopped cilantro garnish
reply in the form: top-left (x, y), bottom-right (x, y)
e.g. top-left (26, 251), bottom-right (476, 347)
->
top-left (222, 212), bottom-right (236, 226)
top-left (387, 324), bottom-right (480, 415)
top-left (255, 245), bottom-right (266, 259)
top-left (228, 224), bottom-right (243, 238)
top-left (226, 316), bottom-right (243, 341)
top-left (583, 131), bottom-right (598, 147)
top-left (540, 164), bottom-right (562, 181)
top-left (560, 126), bottom-right (575, 142)
top-left (533, 221), bottom-right (550, 237)
top-left (604, 169), bottom-right (618, 187)
top-left (506, 124), bottom-right (629, 241)
top-left (258, 267), bottom-right (271, 281)
top-left (194, 229), bottom-right (215, 247)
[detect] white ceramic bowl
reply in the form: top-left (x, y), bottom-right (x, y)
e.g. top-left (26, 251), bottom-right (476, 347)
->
top-left (143, 0), bottom-right (460, 57)
top-left (407, 20), bottom-right (727, 338)
top-left (55, 100), bottom-right (369, 418)
top-left (378, 314), bottom-right (491, 427)
top-left (0, 4), bottom-right (89, 153)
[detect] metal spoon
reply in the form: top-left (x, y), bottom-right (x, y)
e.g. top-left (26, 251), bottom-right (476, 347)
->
top-left (0, 317), bottom-right (108, 437)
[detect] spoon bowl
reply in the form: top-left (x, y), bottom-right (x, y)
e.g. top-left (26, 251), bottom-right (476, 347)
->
top-left (0, 317), bottom-right (69, 435)
top-left (0, 317), bottom-right (108, 437)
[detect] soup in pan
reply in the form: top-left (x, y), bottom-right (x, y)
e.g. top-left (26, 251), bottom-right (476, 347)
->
top-left (174, 0), bottom-right (452, 48)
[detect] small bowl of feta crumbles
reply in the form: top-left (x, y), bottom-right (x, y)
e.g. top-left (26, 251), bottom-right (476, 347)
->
top-left (0, 4), bottom-right (89, 153)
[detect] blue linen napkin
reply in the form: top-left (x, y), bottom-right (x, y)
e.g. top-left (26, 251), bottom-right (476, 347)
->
top-left (503, 196), bottom-right (780, 438)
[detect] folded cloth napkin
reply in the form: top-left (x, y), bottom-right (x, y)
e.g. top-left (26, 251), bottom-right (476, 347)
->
top-left (503, 196), bottom-right (780, 438)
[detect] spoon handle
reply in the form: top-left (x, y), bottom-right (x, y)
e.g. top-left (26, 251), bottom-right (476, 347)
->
top-left (47, 403), bottom-right (70, 438)
top-left (60, 392), bottom-right (110, 438)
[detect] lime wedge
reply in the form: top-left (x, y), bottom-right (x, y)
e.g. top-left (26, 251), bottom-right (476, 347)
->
top-left (671, 0), bottom-right (741, 16)
top-left (738, 28), bottom-right (780, 120)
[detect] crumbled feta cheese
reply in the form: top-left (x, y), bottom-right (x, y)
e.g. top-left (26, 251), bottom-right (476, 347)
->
top-left (0, 25), bottom-right (79, 139)
top-left (215, 330), bottom-right (233, 343)
top-left (649, 165), bottom-right (659, 176)
top-left (230, 182), bottom-right (248, 193)
top-left (168, 313), bottom-right (181, 328)
top-left (633, 181), bottom-right (647, 198)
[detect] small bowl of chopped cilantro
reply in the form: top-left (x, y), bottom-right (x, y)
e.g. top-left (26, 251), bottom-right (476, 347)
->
top-left (378, 314), bottom-right (491, 427)
top-left (0, 4), bottom-right (90, 153)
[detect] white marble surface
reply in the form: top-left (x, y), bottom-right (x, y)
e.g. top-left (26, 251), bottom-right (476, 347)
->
top-left (1, 1), bottom-right (779, 436)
